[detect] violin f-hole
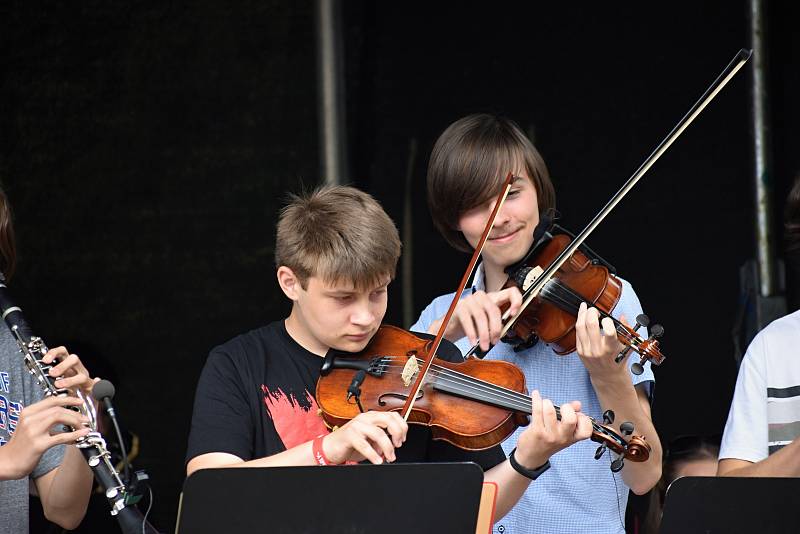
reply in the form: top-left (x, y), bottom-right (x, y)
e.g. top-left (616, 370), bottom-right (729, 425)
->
top-left (378, 390), bottom-right (424, 407)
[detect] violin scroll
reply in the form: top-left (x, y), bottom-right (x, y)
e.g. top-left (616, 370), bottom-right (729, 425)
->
top-left (613, 313), bottom-right (666, 375)
top-left (589, 414), bottom-right (651, 472)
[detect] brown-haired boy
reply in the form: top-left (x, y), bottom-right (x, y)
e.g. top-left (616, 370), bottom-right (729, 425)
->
top-left (186, 185), bottom-right (593, 520)
top-left (414, 115), bottom-right (663, 533)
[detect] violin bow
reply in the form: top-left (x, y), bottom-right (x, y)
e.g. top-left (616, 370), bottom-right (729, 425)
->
top-left (464, 48), bottom-right (752, 359)
top-left (398, 172), bottom-right (516, 421)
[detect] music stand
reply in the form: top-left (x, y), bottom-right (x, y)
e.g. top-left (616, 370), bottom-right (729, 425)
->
top-left (176, 462), bottom-right (486, 534)
top-left (660, 476), bottom-right (800, 534)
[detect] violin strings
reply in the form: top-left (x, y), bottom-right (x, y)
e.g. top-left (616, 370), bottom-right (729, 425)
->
top-left (375, 357), bottom-right (539, 412)
top-left (541, 280), bottom-right (634, 341)
top-left (371, 356), bottom-right (616, 438)
top-left (538, 280), bottom-right (641, 348)
top-left (408, 358), bottom-right (616, 439)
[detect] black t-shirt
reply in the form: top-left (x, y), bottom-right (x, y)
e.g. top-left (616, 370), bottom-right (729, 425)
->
top-left (186, 321), bottom-right (505, 470)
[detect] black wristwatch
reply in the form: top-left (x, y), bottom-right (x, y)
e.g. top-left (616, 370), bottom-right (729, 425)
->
top-left (508, 448), bottom-right (551, 480)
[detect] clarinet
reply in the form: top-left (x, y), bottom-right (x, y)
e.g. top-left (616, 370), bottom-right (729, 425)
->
top-left (0, 280), bottom-right (160, 534)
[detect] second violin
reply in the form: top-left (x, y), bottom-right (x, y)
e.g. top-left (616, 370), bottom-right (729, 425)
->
top-left (317, 325), bottom-right (651, 471)
top-left (496, 219), bottom-right (666, 375)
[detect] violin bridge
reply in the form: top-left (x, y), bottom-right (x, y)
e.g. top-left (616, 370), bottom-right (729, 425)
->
top-left (521, 266), bottom-right (544, 291)
top-left (401, 356), bottom-right (419, 387)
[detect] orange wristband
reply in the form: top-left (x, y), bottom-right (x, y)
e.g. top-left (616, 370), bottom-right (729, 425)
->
top-left (312, 434), bottom-right (333, 466)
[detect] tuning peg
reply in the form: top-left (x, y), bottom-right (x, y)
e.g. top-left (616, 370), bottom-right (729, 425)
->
top-left (619, 421), bottom-right (634, 436)
top-left (634, 314), bottom-right (650, 331)
top-left (602, 410), bottom-right (615, 425)
top-left (650, 324), bottom-right (664, 338)
top-left (631, 359), bottom-right (645, 376)
top-left (610, 458), bottom-right (624, 473)
top-left (615, 346), bottom-right (631, 364)
top-left (595, 445), bottom-right (607, 460)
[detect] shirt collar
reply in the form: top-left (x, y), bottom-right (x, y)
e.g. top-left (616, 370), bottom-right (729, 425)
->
top-left (471, 262), bottom-right (487, 292)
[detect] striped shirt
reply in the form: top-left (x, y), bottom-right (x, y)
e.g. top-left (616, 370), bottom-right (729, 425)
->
top-left (721, 309), bottom-right (800, 461)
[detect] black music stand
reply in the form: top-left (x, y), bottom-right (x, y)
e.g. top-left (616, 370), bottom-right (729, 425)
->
top-left (176, 462), bottom-right (485, 534)
top-left (660, 476), bottom-right (800, 534)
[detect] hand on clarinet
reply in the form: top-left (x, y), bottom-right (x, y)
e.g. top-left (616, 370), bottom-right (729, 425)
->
top-left (42, 346), bottom-right (99, 404)
top-left (0, 395), bottom-right (90, 480)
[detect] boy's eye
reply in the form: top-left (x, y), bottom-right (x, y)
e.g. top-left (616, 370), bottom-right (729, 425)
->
top-left (508, 189), bottom-right (521, 197)
top-left (334, 295), bottom-right (353, 302)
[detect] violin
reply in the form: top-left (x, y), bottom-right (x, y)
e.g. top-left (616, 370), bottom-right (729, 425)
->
top-left (494, 219), bottom-right (666, 375)
top-left (317, 325), bottom-right (651, 471)
top-left (316, 49), bottom-right (750, 471)
top-left (463, 49), bottom-right (753, 369)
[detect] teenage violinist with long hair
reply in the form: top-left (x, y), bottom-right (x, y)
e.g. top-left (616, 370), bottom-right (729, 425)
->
top-left (412, 114), bottom-right (663, 534)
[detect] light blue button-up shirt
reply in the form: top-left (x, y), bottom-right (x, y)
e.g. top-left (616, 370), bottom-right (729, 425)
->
top-left (411, 265), bottom-right (655, 534)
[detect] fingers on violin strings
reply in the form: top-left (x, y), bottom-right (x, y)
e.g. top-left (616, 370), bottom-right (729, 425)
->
top-left (530, 390), bottom-right (543, 428)
top-left (601, 316), bottom-right (616, 338)
top-left (600, 316), bottom-right (624, 353)
top-left (558, 402), bottom-right (577, 428)
top-left (585, 307), bottom-right (602, 339)
top-left (575, 303), bottom-right (588, 354)
top-left (541, 398), bottom-right (556, 433)
top-left (577, 414), bottom-right (594, 440)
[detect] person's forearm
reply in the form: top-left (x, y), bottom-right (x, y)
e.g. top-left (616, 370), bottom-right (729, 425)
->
top-left (0, 446), bottom-right (25, 480)
top-left (188, 440), bottom-right (322, 477)
top-left (483, 461), bottom-right (533, 520)
top-left (426, 318), bottom-right (445, 337)
top-left (236, 441), bottom-right (319, 468)
top-left (591, 380), bottom-right (662, 494)
top-left (719, 439), bottom-right (800, 477)
top-left (41, 445), bottom-right (94, 529)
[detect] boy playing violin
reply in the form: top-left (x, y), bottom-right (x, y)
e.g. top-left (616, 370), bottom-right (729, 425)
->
top-left (412, 114), bottom-right (663, 533)
top-left (185, 185), bottom-right (593, 520)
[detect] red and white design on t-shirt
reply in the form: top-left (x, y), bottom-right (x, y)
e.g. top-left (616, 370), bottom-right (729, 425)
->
top-left (261, 385), bottom-right (328, 449)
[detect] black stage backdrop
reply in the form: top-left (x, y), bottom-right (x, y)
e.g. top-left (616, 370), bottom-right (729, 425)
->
top-left (1, 1), bottom-right (799, 531)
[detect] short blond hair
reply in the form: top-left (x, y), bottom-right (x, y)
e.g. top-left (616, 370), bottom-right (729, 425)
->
top-left (275, 185), bottom-right (401, 290)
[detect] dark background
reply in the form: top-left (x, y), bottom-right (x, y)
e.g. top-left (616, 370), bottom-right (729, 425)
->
top-left (2, 1), bottom-right (799, 531)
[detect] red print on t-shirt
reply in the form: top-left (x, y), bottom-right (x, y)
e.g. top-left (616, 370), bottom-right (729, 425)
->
top-left (261, 385), bottom-right (328, 448)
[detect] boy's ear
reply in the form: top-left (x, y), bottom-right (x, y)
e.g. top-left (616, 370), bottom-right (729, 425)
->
top-left (277, 266), bottom-right (301, 301)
